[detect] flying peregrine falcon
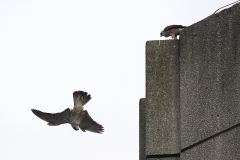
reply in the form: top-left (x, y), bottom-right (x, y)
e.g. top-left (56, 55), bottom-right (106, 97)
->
top-left (31, 91), bottom-right (104, 133)
top-left (160, 25), bottom-right (187, 40)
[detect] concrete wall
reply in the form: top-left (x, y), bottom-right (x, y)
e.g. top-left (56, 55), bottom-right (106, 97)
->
top-left (140, 3), bottom-right (240, 160)
top-left (179, 3), bottom-right (240, 159)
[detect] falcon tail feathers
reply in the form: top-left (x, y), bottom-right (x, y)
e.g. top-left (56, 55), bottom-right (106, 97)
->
top-left (73, 91), bottom-right (91, 107)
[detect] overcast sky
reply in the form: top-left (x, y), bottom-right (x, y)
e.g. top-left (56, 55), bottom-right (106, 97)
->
top-left (0, 0), bottom-right (236, 160)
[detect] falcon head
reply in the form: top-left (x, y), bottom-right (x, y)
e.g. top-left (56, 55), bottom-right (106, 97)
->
top-left (73, 126), bottom-right (80, 131)
top-left (160, 31), bottom-right (165, 37)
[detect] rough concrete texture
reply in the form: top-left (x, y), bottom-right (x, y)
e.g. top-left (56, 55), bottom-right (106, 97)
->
top-left (146, 40), bottom-right (180, 155)
top-left (180, 3), bottom-right (240, 151)
top-left (139, 98), bottom-right (146, 160)
top-left (180, 126), bottom-right (240, 160)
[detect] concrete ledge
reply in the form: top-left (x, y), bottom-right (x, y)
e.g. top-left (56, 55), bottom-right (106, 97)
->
top-left (146, 40), bottom-right (180, 155)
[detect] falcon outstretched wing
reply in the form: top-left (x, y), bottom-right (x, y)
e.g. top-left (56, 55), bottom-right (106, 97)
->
top-left (79, 110), bottom-right (104, 133)
top-left (31, 108), bottom-right (71, 126)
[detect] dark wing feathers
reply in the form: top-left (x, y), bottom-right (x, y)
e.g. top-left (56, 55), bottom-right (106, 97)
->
top-left (79, 110), bottom-right (104, 133)
top-left (164, 25), bottom-right (186, 31)
top-left (31, 108), bottom-right (71, 126)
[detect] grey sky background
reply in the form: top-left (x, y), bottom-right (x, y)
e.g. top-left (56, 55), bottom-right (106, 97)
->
top-left (0, 0), bottom-right (235, 159)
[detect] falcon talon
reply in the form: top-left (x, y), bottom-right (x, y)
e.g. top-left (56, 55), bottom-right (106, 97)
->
top-left (31, 90), bottom-right (104, 134)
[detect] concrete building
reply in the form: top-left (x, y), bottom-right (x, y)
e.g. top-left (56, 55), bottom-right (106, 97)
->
top-left (140, 3), bottom-right (240, 160)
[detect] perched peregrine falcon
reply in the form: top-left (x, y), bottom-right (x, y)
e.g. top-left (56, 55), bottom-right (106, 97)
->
top-left (160, 25), bottom-right (187, 39)
top-left (31, 91), bottom-right (104, 133)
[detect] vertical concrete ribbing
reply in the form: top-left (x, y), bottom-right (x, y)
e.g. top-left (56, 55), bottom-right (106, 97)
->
top-left (140, 98), bottom-right (146, 160)
top-left (145, 40), bottom-right (180, 157)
